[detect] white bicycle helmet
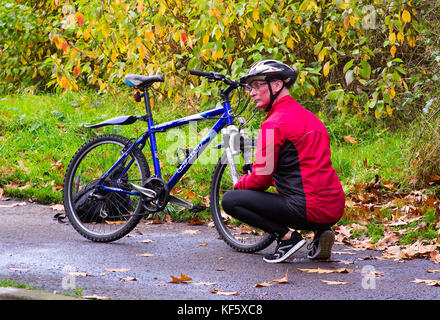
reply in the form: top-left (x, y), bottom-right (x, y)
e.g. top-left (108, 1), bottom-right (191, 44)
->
top-left (241, 60), bottom-right (297, 111)
top-left (241, 59), bottom-right (297, 88)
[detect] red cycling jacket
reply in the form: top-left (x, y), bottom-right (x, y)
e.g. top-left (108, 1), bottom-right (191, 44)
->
top-left (234, 95), bottom-right (345, 224)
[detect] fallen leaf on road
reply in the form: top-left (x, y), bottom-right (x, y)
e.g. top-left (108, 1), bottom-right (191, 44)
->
top-left (298, 267), bottom-right (353, 274)
top-left (67, 271), bottom-right (94, 277)
top-left (104, 268), bottom-right (131, 272)
top-left (139, 239), bottom-right (154, 243)
top-left (120, 277), bottom-right (137, 282)
top-left (427, 270), bottom-right (440, 273)
top-left (50, 204), bottom-right (64, 211)
top-left (320, 279), bottom-right (348, 285)
top-left (411, 278), bottom-right (440, 286)
top-left (136, 253), bottom-right (154, 257)
top-left (199, 243), bottom-right (208, 246)
top-left (254, 270), bottom-right (289, 287)
top-left (169, 273), bottom-right (192, 283)
top-left (0, 202), bottom-right (26, 208)
top-left (181, 229), bottom-right (199, 235)
top-left (208, 289), bottom-right (238, 296)
top-left (193, 281), bottom-right (217, 286)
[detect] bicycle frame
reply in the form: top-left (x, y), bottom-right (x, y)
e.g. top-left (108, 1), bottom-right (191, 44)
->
top-left (98, 93), bottom-right (235, 196)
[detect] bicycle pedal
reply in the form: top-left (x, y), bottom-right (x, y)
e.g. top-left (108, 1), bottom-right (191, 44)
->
top-left (189, 203), bottom-right (207, 213)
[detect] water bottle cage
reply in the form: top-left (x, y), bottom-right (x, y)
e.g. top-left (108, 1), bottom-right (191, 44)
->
top-left (176, 147), bottom-right (193, 167)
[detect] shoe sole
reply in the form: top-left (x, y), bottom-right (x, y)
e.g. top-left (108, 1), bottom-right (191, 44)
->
top-left (263, 239), bottom-right (307, 263)
top-left (307, 230), bottom-right (334, 260)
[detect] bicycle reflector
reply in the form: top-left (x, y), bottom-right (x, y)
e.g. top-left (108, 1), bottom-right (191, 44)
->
top-left (134, 91), bottom-right (143, 102)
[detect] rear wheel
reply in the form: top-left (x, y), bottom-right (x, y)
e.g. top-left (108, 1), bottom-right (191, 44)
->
top-left (63, 134), bottom-right (149, 242)
top-left (209, 140), bottom-right (276, 253)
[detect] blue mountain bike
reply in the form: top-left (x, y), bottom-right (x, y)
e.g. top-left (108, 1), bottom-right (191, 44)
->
top-left (62, 70), bottom-right (276, 253)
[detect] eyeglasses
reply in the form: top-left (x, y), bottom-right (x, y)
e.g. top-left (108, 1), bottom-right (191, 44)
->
top-left (244, 81), bottom-right (268, 93)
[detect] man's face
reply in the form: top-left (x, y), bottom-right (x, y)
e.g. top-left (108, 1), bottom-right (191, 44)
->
top-left (246, 80), bottom-right (282, 109)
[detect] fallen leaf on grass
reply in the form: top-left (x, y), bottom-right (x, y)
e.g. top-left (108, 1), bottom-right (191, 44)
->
top-left (411, 278), bottom-right (440, 286)
top-left (254, 270), bottom-right (289, 288)
top-left (298, 267), bottom-right (353, 274)
top-left (427, 270), bottom-right (440, 273)
top-left (169, 273), bottom-right (192, 283)
top-left (320, 279), bottom-right (348, 285)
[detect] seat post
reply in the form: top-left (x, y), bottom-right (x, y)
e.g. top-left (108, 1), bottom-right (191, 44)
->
top-left (143, 87), bottom-right (153, 121)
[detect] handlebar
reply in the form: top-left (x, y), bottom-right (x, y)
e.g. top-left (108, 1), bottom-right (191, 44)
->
top-left (189, 69), bottom-right (244, 88)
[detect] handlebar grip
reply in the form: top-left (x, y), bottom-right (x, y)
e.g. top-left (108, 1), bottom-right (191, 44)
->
top-left (189, 70), bottom-right (212, 77)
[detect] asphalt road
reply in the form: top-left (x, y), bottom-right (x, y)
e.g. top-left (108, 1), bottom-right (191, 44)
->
top-left (1, 198), bottom-right (440, 302)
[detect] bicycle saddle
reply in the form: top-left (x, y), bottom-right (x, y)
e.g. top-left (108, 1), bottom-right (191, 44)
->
top-left (124, 74), bottom-right (164, 88)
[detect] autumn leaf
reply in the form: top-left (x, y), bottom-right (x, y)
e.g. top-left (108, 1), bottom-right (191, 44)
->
top-left (169, 273), bottom-right (192, 283)
top-left (104, 268), bottom-right (131, 272)
top-left (411, 279), bottom-right (440, 287)
top-left (298, 267), bottom-right (353, 274)
top-left (254, 270), bottom-right (289, 287)
top-left (320, 279), bottom-right (348, 285)
top-left (120, 277), bottom-right (137, 282)
top-left (209, 290), bottom-right (238, 296)
top-left (401, 9), bottom-right (411, 23)
top-left (75, 12), bottom-right (85, 27)
top-left (136, 253), bottom-right (154, 257)
top-left (343, 135), bottom-right (358, 144)
top-left (390, 45), bottom-right (396, 57)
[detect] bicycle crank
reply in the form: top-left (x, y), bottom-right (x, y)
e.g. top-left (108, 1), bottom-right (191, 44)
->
top-left (138, 176), bottom-right (169, 213)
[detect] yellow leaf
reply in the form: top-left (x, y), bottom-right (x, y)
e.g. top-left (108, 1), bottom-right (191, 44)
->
top-left (389, 32), bottom-right (396, 44)
top-left (402, 9), bottom-right (411, 23)
top-left (390, 45), bottom-right (396, 57)
top-left (389, 87), bottom-right (396, 99)
top-left (397, 32), bottom-right (405, 44)
top-left (83, 28), bottom-right (90, 41)
top-left (375, 108), bottom-right (382, 119)
top-left (202, 34), bottom-right (209, 45)
top-left (323, 61), bottom-right (331, 77)
top-left (407, 35), bottom-right (416, 47)
top-left (214, 28), bottom-right (222, 40)
top-left (60, 76), bottom-right (69, 89)
top-left (286, 38), bottom-right (294, 50)
top-left (386, 105), bottom-right (393, 116)
top-left (252, 9), bottom-right (259, 21)
top-left (145, 29), bottom-right (153, 42)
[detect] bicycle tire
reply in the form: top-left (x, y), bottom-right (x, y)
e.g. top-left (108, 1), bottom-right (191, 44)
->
top-left (63, 134), bottom-right (150, 242)
top-left (209, 140), bottom-right (276, 253)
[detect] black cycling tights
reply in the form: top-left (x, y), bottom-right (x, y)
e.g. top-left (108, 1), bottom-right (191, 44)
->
top-left (221, 190), bottom-right (332, 238)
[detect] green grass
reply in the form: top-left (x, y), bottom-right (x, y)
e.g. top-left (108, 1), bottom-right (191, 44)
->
top-left (0, 279), bottom-right (34, 290)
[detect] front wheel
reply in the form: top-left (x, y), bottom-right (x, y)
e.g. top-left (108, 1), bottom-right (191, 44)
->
top-left (209, 140), bottom-right (276, 253)
top-left (63, 134), bottom-right (150, 242)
